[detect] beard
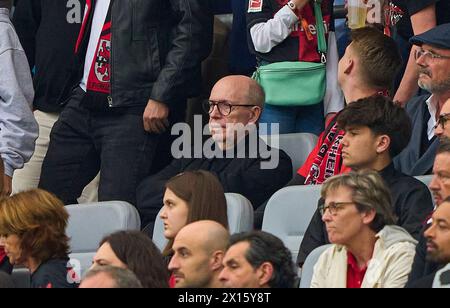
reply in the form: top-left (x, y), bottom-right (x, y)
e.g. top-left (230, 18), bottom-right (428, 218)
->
top-left (418, 70), bottom-right (450, 94)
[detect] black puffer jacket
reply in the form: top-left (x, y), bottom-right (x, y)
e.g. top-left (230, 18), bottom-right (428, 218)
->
top-left (60, 0), bottom-right (213, 109)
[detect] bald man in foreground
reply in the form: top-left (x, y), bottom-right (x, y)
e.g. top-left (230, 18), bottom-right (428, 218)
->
top-left (137, 75), bottom-right (292, 231)
top-left (168, 221), bottom-right (230, 288)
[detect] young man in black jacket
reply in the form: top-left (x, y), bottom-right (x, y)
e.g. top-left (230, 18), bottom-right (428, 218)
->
top-left (297, 95), bottom-right (434, 266)
top-left (12, 0), bottom-right (101, 201)
top-left (37, 0), bottom-right (213, 206)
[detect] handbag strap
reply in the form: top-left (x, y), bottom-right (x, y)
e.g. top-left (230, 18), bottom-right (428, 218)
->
top-left (313, 0), bottom-right (327, 63)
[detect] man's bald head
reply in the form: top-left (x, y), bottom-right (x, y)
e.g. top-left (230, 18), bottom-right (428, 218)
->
top-left (210, 75), bottom-right (265, 109)
top-left (176, 220), bottom-right (229, 254)
top-left (169, 221), bottom-right (230, 288)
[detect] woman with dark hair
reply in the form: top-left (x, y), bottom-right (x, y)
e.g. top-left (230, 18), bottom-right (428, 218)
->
top-left (92, 231), bottom-right (169, 288)
top-left (0, 189), bottom-right (77, 288)
top-left (160, 170), bottom-right (229, 257)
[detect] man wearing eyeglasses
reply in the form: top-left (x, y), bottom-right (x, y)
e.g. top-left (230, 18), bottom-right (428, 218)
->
top-left (394, 23), bottom-right (450, 177)
top-left (435, 99), bottom-right (450, 139)
top-left (136, 76), bottom-right (292, 231)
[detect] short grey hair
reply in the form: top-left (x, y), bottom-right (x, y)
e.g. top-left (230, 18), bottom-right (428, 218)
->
top-left (321, 170), bottom-right (397, 232)
top-left (83, 265), bottom-right (143, 288)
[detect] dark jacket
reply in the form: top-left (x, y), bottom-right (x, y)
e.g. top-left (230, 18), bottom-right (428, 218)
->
top-left (13, 0), bottom-right (85, 113)
top-left (31, 258), bottom-right (78, 288)
top-left (297, 163), bottom-right (434, 265)
top-left (136, 138), bottom-right (293, 227)
top-left (60, 0), bottom-right (213, 109)
top-left (406, 223), bottom-right (442, 287)
top-left (394, 94), bottom-right (439, 176)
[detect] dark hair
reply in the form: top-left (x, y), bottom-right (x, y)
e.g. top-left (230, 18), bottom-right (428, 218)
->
top-left (83, 265), bottom-right (143, 288)
top-left (0, 189), bottom-right (70, 264)
top-left (228, 231), bottom-right (297, 288)
top-left (100, 231), bottom-right (169, 288)
top-left (337, 95), bottom-right (412, 158)
top-left (444, 197), bottom-right (450, 204)
top-left (163, 170), bottom-right (228, 256)
top-left (350, 27), bottom-right (402, 91)
top-left (437, 137), bottom-right (450, 155)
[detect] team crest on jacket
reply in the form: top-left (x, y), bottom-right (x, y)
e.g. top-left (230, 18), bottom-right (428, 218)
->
top-left (248, 0), bottom-right (263, 13)
top-left (95, 39), bottom-right (111, 82)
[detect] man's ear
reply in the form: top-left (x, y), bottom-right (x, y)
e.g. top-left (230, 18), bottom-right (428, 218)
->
top-left (210, 250), bottom-right (225, 271)
top-left (256, 262), bottom-right (274, 287)
top-left (248, 106), bottom-right (262, 125)
top-left (344, 58), bottom-right (355, 75)
top-left (376, 135), bottom-right (391, 155)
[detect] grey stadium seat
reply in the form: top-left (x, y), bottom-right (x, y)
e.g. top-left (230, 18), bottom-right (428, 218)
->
top-left (299, 244), bottom-right (332, 288)
top-left (153, 193), bottom-right (254, 251)
top-left (66, 201), bottom-right (141, 278)
top-left (260, 133), bottom-right (318, 177)
top-left (262, 185), bottom-right (322, 263)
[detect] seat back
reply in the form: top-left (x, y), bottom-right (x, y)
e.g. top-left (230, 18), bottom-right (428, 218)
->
top-left (261, 133), bottom-right (318, 177)
top-left (415, 175), bottom-right (433, 187)
top-left (262, 185), bottom-right (322, 262)
top-left (66, 201), bottom-right (141, 277)
top-left (153, 193), bottom-right (254, 251)
top-left (299, 244), bottom-right (332, 288)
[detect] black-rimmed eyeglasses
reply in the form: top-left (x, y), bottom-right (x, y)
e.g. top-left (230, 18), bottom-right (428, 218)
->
top-left (203, 100), bottom-right (257, 116)
top-left (319, 201), bottom-right (355, 216)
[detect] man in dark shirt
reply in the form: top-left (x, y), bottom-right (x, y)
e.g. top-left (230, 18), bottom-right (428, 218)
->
top-left (136, 76), bottom-right (292, 230)
top-left (407, 138), bottom-right (450, 288)
top-left (297, 95), bottom-right (434, 266)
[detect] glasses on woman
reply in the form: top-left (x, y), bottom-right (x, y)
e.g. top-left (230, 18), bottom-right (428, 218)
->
top-left (434, 113), bottom-right (450, 130)
top-left (203, 100), bottom-right (257, 117)
top-left (319, 201), bottom-right (355, 216)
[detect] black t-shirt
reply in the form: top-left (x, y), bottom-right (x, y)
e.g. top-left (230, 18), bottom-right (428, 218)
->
top-left (393, 0), bottom-right (450, 39)
top-left (31, 259), bottom-right (79, 289)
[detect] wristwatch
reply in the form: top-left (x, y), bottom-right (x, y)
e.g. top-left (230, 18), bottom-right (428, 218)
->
top-left (287, 0), bottom-right (297, 10)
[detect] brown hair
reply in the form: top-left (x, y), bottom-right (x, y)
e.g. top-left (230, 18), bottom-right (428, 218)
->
top-left (100, 231), bottom-right (169, 288)
top-left (350, 27), bottom-right (402, 91)
top-left (437, 137), bottom-right (450, 155)
top-left (321, 171), bottom-right (397, 233)
top-left (163, 170), bottom-right (228, 256)
top-left (0, 189), bottom-right (70, 264)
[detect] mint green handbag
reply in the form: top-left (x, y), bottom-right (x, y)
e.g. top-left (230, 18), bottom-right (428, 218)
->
top-left (252, 0), bottom-right (327, 107)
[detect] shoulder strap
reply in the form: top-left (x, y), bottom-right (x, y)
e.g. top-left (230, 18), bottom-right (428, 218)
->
top-left (313, 0), bottom-right (327, 63)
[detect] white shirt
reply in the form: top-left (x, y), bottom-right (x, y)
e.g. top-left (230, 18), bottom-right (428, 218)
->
top-left (79, 0), bottom-right (111, 91)
top-left (426, 95), bottom-right (438, 141)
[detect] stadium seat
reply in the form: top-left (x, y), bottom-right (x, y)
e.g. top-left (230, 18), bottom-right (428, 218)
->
top-left (415, 175), bottom-right (433, 187)
top-left (260, 133), bottom-right (318, 177)
top-left (153, 193), bottom-right (254, 251)
top-left (11, 267), bottom-right (31, 288)
top-left (299, 244), bottom-right (332, 288)
top-left (66, 201), bottom-right (141, 278)
top-left (262, 185), bottom-right (322, 262)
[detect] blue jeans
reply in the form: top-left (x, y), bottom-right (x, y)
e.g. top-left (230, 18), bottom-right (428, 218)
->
top-left (260, 103), bottom-right (325, 135)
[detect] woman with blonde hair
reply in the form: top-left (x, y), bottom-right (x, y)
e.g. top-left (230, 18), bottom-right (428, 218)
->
top-left (0, 189), bottom-right (77, 288)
